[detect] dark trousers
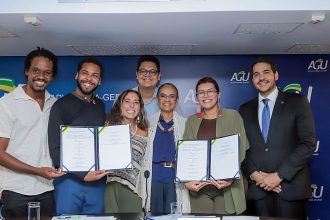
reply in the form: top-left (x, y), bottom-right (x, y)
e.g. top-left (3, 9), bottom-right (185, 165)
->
top-left (1, 190), bottom-right (55, 218)
top-left (252, 192), bottom-right (307, 219)
top-left (150, 180), bottom-right (176, 216)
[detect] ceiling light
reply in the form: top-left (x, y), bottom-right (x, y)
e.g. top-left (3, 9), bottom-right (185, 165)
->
top-left (69, 45), bottom-right (194, 55)
top-left (0, 26), bottom-right (18, 38)
top-left (233, 23), bottom-right (303, 34)
top-left (24, 16), bottom-right (43, 26)
top-left (310, 14), bottom-right (326, 24)
top-left (287, 44), bottom-right (330, 54)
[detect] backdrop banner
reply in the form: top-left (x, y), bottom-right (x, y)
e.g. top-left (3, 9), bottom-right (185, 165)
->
top-left (0, 55), bottom-right (328, 219)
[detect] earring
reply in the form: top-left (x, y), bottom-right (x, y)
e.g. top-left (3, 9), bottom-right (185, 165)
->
top-left (136, 115), bottom-right (141, 124)
top-left (196, 103), bottom-right (202, 119)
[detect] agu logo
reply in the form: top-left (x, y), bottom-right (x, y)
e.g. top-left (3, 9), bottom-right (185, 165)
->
top-left (283, 83), bottom-right (302, 94)
top-left (230, 71), bottom-right (250, 83)
top-left (308, 59), bottom-right (328, 72)
top-left (310, 184), bottom-right (324, 202)
top-left (0, 78), bottom-right (16, 97)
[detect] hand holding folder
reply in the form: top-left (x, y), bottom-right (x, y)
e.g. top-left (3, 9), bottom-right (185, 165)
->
top-left (60, 124), bottom-right (132, 172)
top-left (176, 134), bottom-right (240, 182)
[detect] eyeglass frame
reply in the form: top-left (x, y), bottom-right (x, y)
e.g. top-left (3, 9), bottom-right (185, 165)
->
top-left (137, 69), bottom-right (159, 77)
top-left (196, 89), bottom-right (218, 97)
top-left (158, 93), bottom-right (177, 101)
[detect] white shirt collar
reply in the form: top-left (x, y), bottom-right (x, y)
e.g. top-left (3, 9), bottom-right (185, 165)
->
top-left (14, 84), bottom-right (52, 101)
top-left (258, 87), bottom-right (279, 104)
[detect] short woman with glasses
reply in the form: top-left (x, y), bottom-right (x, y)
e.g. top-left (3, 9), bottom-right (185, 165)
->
top-left (183, 77), bottom-right (249, 215)
top-left (104, 90), bottom-right (149, 213)
top-left (141, 83), bottom-right (190, 215)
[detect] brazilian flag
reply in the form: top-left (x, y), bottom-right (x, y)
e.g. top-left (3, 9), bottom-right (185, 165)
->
top-left (0, 78), bottom-right (16, 93)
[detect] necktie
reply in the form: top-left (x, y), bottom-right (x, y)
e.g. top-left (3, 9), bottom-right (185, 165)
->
top-left (262, 99), bottom-right (270, 142)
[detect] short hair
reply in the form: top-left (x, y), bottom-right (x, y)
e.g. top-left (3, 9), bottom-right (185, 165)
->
top-left (251, 57), bottom-right (277, 73)
top-left (136, 55), bottom-right (160, 72)
top-left (157, 83), bottom-right (179, 98)
top-left (195, 76), bottom-right (220, 94)
top-left (24, 47), bottom-right (58, 77)
top-left (77, 58), bottom-right (104, 77)
top-left (106, 90), bottom-right (149, 131)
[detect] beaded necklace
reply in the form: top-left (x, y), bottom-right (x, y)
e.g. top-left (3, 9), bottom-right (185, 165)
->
top-left (157, 121), bottom-right (174, 132)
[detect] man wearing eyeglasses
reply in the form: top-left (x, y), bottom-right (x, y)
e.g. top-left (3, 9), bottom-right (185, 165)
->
top-left (134, 55), bottom-right (161, 119)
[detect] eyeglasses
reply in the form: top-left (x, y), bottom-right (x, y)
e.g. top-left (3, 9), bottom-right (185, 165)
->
top-left (159, 93), bottom-right (177, 100)
top-left (138, 69), bottom-right (159, 77)
top-left (196, 89), bottom-right (218, 97)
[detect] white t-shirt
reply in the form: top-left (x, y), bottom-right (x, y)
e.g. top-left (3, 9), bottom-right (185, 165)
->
top-left (0, 85), bottom-right (56, 195)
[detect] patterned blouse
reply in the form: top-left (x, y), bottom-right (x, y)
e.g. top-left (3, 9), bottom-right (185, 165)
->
top-left (107, 133), bottom-right (147, 193)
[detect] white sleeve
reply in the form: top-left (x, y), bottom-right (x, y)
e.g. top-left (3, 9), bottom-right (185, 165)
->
top-left (0, 101), bottom-right (14, 138)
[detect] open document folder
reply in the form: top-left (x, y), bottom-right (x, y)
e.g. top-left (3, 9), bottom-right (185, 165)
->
top-left (175, 134), bottom-right (240, 182)
top-left (60, 124), bottom-right (132, 172)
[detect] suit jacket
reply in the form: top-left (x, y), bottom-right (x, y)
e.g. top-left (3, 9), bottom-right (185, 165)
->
top-left (183, 108), bottom-right (249, 214)
top-left (239, 90), bottom-right (316, 201)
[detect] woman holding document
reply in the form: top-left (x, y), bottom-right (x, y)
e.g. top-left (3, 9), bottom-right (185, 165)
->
top-left (142, 83), bottom-right (190, 215)
top-left (183, 77), bottom-right (249, 215)
top-left (104, 89), bottom-right (149, 213)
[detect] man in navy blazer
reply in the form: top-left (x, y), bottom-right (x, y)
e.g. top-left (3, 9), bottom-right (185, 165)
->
top-left (239, 57), bottom-right (316, 219)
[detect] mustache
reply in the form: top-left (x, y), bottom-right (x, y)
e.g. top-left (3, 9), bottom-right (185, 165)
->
top-left (33, 78), bottom-right (47, 83)
top-left (258, 79), bottom-right (269, 83)
top-left (80, 80), bottom-right (96, 86)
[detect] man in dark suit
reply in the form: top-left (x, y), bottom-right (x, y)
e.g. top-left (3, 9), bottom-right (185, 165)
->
top-left (239, 57), bottom-right (316, 219)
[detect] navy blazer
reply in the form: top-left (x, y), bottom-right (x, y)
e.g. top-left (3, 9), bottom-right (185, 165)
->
top-left (239, 90), bottom-right (316, 201)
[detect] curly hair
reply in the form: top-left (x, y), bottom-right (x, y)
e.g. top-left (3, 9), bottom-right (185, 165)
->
top-left (105, 90), bottom-right (149, 131)
top-left (24, 47), bottom-right (58, 77)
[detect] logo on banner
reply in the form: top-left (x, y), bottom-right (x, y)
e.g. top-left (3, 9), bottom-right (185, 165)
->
top-left (313, 141), bottom-right (320, 156)
top-left (282, 84), bottom-right (314, 103)
top-left (310, 184), bottom-right (324, 202)
top-left (95, 93), bottom-right (120, 102)
top-left (0, 78), bottom-right (16, 97)
top-left (230, 71), bottom-right (250, 83)
top-left (308, 59), bottom-right (328, 72)
top-left (183, 89), bottom-right (198, 105)
top-left (283, 83), bottom-right (302, 94)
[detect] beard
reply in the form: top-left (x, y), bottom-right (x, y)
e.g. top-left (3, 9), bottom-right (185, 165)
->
top-left (76, 79), bottom-right (98, 95)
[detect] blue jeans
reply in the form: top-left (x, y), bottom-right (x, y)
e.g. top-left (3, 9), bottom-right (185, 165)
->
top-left (54, 175), bottom-right (105, 215)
